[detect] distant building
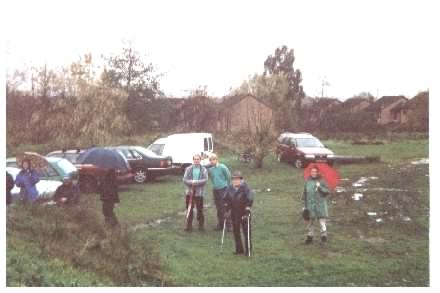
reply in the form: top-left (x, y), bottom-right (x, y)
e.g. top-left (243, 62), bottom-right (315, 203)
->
top-left (338, 97), bottom-right (372, 114)
top-left (217, 94), bottom-right (276, 134)
top-left (391, 91), bottom-right (428, 130)
top-left (366, 95), bottom-right (408, 125)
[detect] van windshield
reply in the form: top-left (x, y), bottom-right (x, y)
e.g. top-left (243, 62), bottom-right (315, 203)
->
top-left (147, 144), bottom-right (165, 156)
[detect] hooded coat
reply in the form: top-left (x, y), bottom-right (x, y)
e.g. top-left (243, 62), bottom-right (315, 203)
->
top-left (302, 176), bottom-right (330, 219)
top-left (15, 169), bottom-right (40, 202)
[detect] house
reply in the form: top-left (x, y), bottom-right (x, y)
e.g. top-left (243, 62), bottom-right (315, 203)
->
top-left (391, 91), bottom-right (428, 130)
top-left (338, 97), bottom-right (372, 114)
top-left (366, 95), bottom-right (408, 125)
top-left (217, 94), bottom-right (276, 134)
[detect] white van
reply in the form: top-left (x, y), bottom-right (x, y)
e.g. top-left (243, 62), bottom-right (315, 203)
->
top-left (147, 133), bottom-right (214, 171)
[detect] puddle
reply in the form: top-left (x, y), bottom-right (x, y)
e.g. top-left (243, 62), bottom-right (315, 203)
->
top-left (352, 177), bottom-right (370, 187)
top-left (375, 218), bottom-right (384, 223)
top-left (352, 193), bottom-right (363, 200)
top-left (411, 158), bottom-right (429, 165)
top-left (335, 187), bottom-right (346, 193)
top-left (367, 212), bottom-right (377, 216)
top-left (401, 216), bottom-right (411, 222)
top-left (369, 176), bottom-right (379, 180)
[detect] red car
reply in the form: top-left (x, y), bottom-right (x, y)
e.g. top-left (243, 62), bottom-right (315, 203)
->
top-left (275, 132), bottom-right (335, 168)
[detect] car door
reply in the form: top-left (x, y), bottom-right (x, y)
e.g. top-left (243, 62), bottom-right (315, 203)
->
top-left (282, 137), bottom-right (298, 162)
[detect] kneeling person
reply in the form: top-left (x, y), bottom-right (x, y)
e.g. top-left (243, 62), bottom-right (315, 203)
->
top-left (224, 171), bottom-right (253, 256)
top-left (54, 177), bottom-right (80, 205)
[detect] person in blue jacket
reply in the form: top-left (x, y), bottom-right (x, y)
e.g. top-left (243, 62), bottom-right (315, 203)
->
top-left (15, 158), bottom-right (40, 203)
top-left (224, 171), bottom-right (253, 256)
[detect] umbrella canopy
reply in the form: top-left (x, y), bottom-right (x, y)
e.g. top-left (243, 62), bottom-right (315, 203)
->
top-left (16, 152), bottom-right (49, 170)
top-left (76, 147), bottom-right (130, 171)
top-left (303, 163), bottom-right (340, 190)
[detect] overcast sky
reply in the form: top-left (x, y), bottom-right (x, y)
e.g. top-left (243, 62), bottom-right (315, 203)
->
top-left (4, 0), bottom-right (433, 100)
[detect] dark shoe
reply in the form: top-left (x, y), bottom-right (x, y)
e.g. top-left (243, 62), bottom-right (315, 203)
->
top-left (184, 227), bottom-right (192, 232)
top-left (321, 236), bottom-right (327, 242)
top-left (198, 226), bottom-right (205, 231)
top-left (305, 236), bottom-right (313, 245)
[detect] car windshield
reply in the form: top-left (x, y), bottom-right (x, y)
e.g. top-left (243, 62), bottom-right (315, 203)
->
top-left (296, 138), bottom-right (324, 148)
top-left (147, 144), bottom-right (165, 156)
top-left (135, 146), bottom-right (162, 158)
top-left (56, 159), bottom-right (78, 175)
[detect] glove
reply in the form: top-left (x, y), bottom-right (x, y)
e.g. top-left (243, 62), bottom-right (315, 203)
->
top-left (242, 206), bottom-right (251, 219)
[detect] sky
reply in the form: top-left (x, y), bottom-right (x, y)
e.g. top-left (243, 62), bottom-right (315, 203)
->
top-left (4, 0), bottom-right (434, 100)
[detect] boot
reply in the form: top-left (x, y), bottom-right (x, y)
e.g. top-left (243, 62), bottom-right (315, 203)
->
top-left (321, 236), bottom-right (327, 243)
top-left (305, 235), bottom-right (313, 245)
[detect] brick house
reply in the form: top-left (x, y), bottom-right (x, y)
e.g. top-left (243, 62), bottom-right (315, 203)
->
top-left (217, 94), bottom-right (276, 134)
top-left (366, 95), bottom-right (408, 125)
top-left (391, 91), bottom-right (428, 130)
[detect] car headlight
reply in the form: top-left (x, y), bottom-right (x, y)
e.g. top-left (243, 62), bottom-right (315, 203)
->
top-left (305, 154), bottom-right (315, 159)
top-left (327, 154), bottom-right (335, 158)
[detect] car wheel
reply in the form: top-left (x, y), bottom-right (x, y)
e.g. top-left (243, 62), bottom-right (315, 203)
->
top-left (294, 159), bottom-right (304, 169)
top-left (134, 168), bottom-right (148, 184)
top-left (80, 175), bottom-right (97, 193)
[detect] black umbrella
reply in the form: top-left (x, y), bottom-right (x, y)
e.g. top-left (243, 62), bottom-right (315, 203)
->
top-left (77, 147), bottom-right (130, 171)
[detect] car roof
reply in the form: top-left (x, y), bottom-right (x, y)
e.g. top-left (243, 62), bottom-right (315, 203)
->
top-left (279, 132), bottom-right (316, 139)
top-left (47, 149), bottom-right (84, 155)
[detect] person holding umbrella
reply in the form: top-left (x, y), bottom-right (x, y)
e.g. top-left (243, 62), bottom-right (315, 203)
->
top-left (182, 154), bottom-right (209, 232)
top-left (302, 163), bottom-right (339, 244)
top-left (224, 171), bottom-right (253, 256)
top-left (15, 158), bottom-right (40, 203)
top-left (98, 169), bottom-right (120, 228)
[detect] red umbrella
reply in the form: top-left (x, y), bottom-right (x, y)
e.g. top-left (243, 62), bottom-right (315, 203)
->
top-left (303, 163), bottom-right (340, 190)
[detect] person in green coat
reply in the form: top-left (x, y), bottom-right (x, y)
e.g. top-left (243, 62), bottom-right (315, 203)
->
top-left (205, 153), bottom-right (232, 231)
top-left (302, 165), bottom-right (330, 244)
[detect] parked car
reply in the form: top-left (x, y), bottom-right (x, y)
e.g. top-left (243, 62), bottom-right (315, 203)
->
top-left (147, 133), bottom-right (213, 172)
top-left (46, 149), bottom-right (84, 164)
top-left (7, 166), bottom-right (63, 201)
top-left (111, 146), bottom-right (174, 183)
top-left (275, 132), bottom-right (335, 168)
top-left (6, 157), bottom-right (79, 185)
top-left (47, 148), bottom-right (133, 192)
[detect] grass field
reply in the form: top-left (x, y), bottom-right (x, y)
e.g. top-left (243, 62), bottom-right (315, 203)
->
top-left (6, 139), bottom-right (429, 286)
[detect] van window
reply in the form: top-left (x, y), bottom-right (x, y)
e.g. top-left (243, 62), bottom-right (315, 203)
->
top-left (208, 137), bottom-right (213, 151)
top-left (204, 138), bottom-right (209, 151)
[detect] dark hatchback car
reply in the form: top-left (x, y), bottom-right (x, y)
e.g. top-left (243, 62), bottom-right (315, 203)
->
top-left (111, 146), bottom-right (174, 183)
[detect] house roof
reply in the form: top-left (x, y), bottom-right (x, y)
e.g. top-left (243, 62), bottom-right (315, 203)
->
top-left (312, 97), bottom-right (341, 108)
top-left (340, 97), bottom-right (371, 109)
top-left (366, 95), bottom-right (407, 112)
top-left (401, 91), bottom-right (429, 110)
